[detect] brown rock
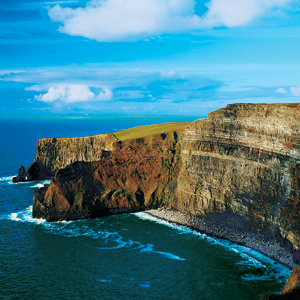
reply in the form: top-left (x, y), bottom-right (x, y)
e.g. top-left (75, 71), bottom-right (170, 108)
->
top-left (33, 131), bottom-right (181, 221)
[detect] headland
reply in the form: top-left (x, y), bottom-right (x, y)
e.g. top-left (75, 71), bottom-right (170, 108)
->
top-left (15, 103), bottom-right (300, 298)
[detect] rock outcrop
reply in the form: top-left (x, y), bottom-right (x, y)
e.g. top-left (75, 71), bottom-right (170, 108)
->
top-left (33, 134), bottom-right (115, 172)
top-left (16, 134), bottom-right (116, 182)
top-left (33, 131), bottom-right (181, 221)
top-left (12, 166), bottom-right (30, 182)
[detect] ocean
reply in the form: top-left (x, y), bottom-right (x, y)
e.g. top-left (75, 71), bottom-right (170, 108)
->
top-left (0, 115), bottom-right (291, 300)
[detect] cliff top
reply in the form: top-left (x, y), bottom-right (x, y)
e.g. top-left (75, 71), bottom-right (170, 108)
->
top-left (209, 103), bottom-right (300, 121)
top-left (110, 122), bottom-right (189, 141)
top-left (37, 122), bottom-right (190, 143)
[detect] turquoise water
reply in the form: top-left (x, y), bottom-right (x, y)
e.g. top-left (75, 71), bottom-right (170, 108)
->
top-left (0, 116), bottom-right (290, 299)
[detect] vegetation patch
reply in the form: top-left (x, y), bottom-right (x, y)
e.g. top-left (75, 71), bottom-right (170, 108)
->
top-left (109, 122), bottom-right (188, 141)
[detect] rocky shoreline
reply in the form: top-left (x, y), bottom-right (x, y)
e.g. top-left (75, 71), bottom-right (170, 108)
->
top-left (146, 208), bottom-right (295, 270)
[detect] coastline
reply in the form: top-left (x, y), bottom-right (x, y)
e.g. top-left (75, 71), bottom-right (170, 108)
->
top-left (146, 208), bottom-right (295, 270)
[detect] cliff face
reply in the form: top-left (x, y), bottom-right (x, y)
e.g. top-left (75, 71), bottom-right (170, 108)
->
top-left (33, 132), bottom-right (181, 221)
top-left (174, 103), bottom-right (300, 249)
top-left (28, 134), bottom-right (115, 180)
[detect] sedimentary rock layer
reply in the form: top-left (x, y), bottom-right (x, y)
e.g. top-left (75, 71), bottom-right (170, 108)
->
top-left (28, 134), bottom-right (115, 179)
top-left (175, 103), bottom-right (300, 250)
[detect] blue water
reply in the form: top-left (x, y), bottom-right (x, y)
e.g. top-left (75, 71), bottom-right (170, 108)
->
top-left (0, 116), bottom-right (290, 299)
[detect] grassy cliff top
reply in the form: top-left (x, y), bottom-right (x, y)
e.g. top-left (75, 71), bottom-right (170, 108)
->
top-left (37, 122), bottom-right (190, 143)
top-left (110, 122), bottom-right (189, 141)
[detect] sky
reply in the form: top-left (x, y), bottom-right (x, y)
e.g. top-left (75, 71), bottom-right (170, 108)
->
top-left (1, 0), bottom-right (300, 116)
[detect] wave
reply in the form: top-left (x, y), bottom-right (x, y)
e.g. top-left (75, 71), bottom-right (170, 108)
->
top-left (134, 212), bottom-right (290, 282)
top-left (0, 174), bottom-right (50, 187)
top-left (28, 180), bottom-right (51, 189)
top-left (134, 211), bottom-right (195, 235)
top-left (0, 205), bottom-right (46, 224)
top-left (1, 206), bottom-right (185, 262)
top-left (0, 175), bottom-right (15, 183)
top-left (139, 243), bottom-right (186, 261)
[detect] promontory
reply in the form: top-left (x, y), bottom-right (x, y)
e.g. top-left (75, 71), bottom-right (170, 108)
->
top-left (19, 103), bottom-right (300, 298)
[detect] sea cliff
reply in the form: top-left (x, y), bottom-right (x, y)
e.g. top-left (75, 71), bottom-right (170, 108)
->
top-left (31, 104), bottom-right (300, 252)
top-left (28, 103), bottom-right (300, 298)
top-left (175, 103), bottom-right (300, 251)
top-left (32, 122), bottom-right (186, 221)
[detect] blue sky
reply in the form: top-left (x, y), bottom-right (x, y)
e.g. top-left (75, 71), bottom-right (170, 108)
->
top-left (1, 0), bottom-right (300, 116)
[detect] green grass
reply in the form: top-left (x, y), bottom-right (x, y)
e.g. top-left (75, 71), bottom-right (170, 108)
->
top-left (110, 122), bottom-right (189, 141)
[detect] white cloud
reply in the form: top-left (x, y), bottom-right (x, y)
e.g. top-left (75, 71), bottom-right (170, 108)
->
top-left (202, 0), bottom-right (293, 27)
top-left (275, 87), bottom-right (287, 94)
top-left (48, 0), bottom-right (200, 41)
top-left (290, 86), bottom-right (300, 96)
top-left (47, 0), bottom-right (294, 41)
top-left (32, 84), bottom-right (112, 103)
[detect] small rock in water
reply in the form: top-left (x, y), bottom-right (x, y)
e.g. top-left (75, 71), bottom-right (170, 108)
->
top-left (12, 166), bottom-right (29, 183)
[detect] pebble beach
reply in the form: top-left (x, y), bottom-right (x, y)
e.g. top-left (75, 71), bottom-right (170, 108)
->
top-left (146, 208), bottom-right (295, 270)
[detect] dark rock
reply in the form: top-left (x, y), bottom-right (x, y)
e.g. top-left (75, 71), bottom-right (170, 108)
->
top-left (27, 161), bottom-right (55, 181)
top-left (13, 162), bottom-right (55, 183)
top-left (12, 166), bottom-right (29, 183)
top-left (293, 251), bottom-right (300, 265)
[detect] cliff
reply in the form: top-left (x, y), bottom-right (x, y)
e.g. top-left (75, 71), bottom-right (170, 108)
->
top-left (32, 123), bottom-right (185, 221)
top-left (174, 103), bottom-right (300, 251)
top-left (26, 133), bottom-right (115, 180)
top-left (31, 103), bottom-right (300, 252)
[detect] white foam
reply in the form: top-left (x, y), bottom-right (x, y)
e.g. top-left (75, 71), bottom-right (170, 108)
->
top-left (134, 212), bottom-right (196, 235)
top-left (3, 206), bottom-right (46, 225)
top-left (29, 183), bottom-right (44, 189)
top-left (97, 233), bottom-right (129, 250)
top-left (134, 211), bottom-right (290, 280)
top-left (28, 180), bottom-right (51, 189)
top-left (139, 243), bottom-right (186, 261)
top-left (139, 283), bottom-right (150, 288)
top-left (0, 175), bottom-right (15, 183)
top-left (9, 181), bottom-right (30, 185)
top-left (241, 274), bottom-right (271, 281)
top-left (98, 279), bottom-right (112, 283)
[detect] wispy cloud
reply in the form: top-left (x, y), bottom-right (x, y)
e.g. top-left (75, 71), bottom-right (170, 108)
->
top-left (1, 67), bottom-right (224, 106)
top-left (47, 0), bottom-right (294, 42)
top-left (1, 66), bottom-right (298, 114)
top-left (290, 86), bottom-right (300, 96)
top-left (202, 0), bottom-right (294, 27)
top-left (275, 87), bottom-right (288, 94)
